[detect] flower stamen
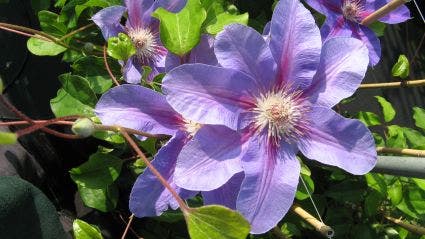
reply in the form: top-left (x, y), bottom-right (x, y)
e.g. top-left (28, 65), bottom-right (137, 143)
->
top-left (341, 0), bottom-right (364, 22)
top-left (128, 27), bottom-right (160, 63)
top-left (252, 88), bottom-right (309, 144)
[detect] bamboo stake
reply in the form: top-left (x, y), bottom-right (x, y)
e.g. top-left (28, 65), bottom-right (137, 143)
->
top-left (291, 204), bottom-right (334, 238)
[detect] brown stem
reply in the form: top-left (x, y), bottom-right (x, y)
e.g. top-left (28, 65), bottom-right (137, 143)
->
top-left (359, 79), bottom-right (425, 89)
top-left (120, 129), bottom-right (189, 212)
top-left (291, 204), bottom-right (334, 238)
top-left (376, 147), bottom-right (425, 157)
top-left (0, 26), bottom-right (48, 40)
top-left (361, 0), bottom-right (409, 26)
top-left (384, 215), bottom-right (425, 235)
top-left (121, 214), bottom-right (135, 239)
top-left (0, 95), bottom-right (80, 139)
top-left (15, 118), bottom-right (81, 139)
top-left (59, 23), bottom-right (95, 41)
top-left (103, 44), bottom-right (120, 86)
top-left (0, 120), bottom-right (74, 126)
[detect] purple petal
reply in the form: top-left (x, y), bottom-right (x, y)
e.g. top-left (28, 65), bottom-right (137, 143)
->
top-left (130, 132), bottom-right (197, 217)
top-left (95, 84), bottom-right (181, 136)
top-left (365, 0), bottom-right (410, 24)
top-left (162, 64), bottom-right (258, 130)
top-left (356, 25), bottom-right (381, 66)
top-left (304, 0), bottom-right (343, 15)
top-left (154, 0), bottom-right (187, 12)
top-left (270, 0), bottom-right (322, 89)
top-left (305, 37), bottom-right (369, 108)
top-left (322, 19), bottom-right (381, 66)
top-left (202, 172), bottom-right (244, 210)
top-left (165, 34), bottom-right (218, 72)
top-left (320, 15), bottom-right (352, 40)
top-left (174, 125), bottom-right (245, 191)
top-left (92, 6), bottom-right (126, 39)
top-left (237, 136), bottom-right (300, 234)
top-left (215, 24), bottom-right (276, 90)
top-left (298, 106), bottom-right (377, 175)
top-left (125, 0), bottom-right (155, 28)
top-left (123, 57), bottom-right (143, 84)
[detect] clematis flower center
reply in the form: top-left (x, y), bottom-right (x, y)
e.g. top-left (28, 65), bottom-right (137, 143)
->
top-left (128, 27), bottom-right (158, 62)
top-left (184, 119), bottom-right (202, 137)
top-left (253, 89), bottom-right (308, 143)
top-left (341, 0), bottom-right (364, 22)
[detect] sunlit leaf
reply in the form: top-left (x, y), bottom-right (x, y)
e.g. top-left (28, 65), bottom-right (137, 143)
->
top-left (375, 96), bottom-right (396, 123)
top-left (27, 38), bottom-right (67, 56)
top-left (296, 174), bottom-right (314, 200)
top-left (50, 88), bottom-right (94, 117)
top-left (386, 125), bottom-right (407, 148)
top-left (388, 179), bottom-right (403, 205)
top-left (365, 173), bottom-right (387, 197)
top-left (364, 190), bottom-right (384, 217)
top-left (153, 0), bottom-right (207, 56)
top-left (186, 205), bottom-right (250, 239)
top-left (73, 219), bottom-right (103, 239)
top-left (357, 111), bottom-right (381, 127)
top-left (201, 0), bottom-right (248, 35)
top-left (413, 107), bottom-right (425, 131)
top-left (391, 55), bottom-right (409, 79)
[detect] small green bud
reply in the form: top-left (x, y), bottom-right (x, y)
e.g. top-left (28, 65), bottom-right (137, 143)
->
top-left (0, 131), bottom-right (18, 145)
top-left (72, 118), bottom-right (95, 138)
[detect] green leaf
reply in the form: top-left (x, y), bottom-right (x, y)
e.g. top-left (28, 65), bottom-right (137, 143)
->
top-left (71, 56), bottom-right (119, 94)
top-left (59, 74), bottom-right (97, 107)
top-left (386, 125), bottom-right (407, 148)
top-left (31, 0), bottom-right (51, 13)
top-left (107, 33), bottom-right (136, 61)
top-left (186, 205), bottom-right (250, 239)
top-left (70, 152), bottom-right (123, 188)
top-left (396, 186), bottom-right (425, 220)
top-left (401, 127), bottom-right (425, 149)
top-left (205, 12), bottom-right (248, 34)
top-left (0, 132), bottom-right (17, 145)
top-left (388, 179), bottom-right (403, 205)
top-left (78, 184), bottom-right (119, 212)
top-left (369, 21), bottom-right (386, 37)
top-left (375, 96), bottom-right (396, 123)
top-left (54, 0), bottom-right (67, 7)
top-left (365, 173), bottom-right (387, 196)
top-left (364, 190), bottom-right (384, 217)
top-left (153, 0), bottom-right (207, 56)
top-left (413, 107), bottom-right (425, 131)
top-left (296, 174), bottom-right (314, 200)
top-left (27, 38), bottom-right (67, 56)
top-left (75, 0), bottom-right (109, 19)
top-left (356, 111), bottom-right (381, 127)
top-left (373, 133), bottom-right (385, 147)
top-left (73, 219), bottom-right (103, 239)
top-left (281, 223), bottom-right (301, 237)
top-left (50, 88), bottom-right (94, 117)
top-left (412, 178), bottom-right (425, 191)
top-left (391, 54), bottom-right (410, 79)
top-left (326, 179), bottom-right (365, 203)
top-left (93, 131), bottom-right (125, 144)
top-left (38, 10), bottom-right (67, 36)
top-left (201, 0), bottom-right (248, 35)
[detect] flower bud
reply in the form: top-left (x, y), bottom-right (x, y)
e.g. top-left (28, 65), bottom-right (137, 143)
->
top-left (72, 118), bottom-right (95, 138)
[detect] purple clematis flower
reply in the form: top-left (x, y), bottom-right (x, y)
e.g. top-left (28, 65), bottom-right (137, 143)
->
top-left (305, 0), bottom-right (410, 65)
top-left (92, 0), bottom-right (187, 83)
top-left (162, 0), bottom-right (377, 233)
top-left (95, 84), bottom-right (244, 217)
